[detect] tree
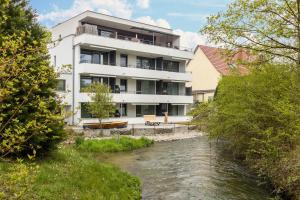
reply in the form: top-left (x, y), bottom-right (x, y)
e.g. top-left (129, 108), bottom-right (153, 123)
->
top-left (84, 83), bottom-right (116, 128)
top-left (195, 64), bottom-right (300, 198)
top-left (0, 0), bottom-right (65, 158)
top-left (201, 0), bottom-right (300, 66)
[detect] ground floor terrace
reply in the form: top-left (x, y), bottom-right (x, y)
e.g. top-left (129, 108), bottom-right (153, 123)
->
top-left (64, 103), bottom-right (190, 125)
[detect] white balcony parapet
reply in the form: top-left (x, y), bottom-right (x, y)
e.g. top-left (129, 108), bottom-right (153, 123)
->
top-left (77, 63), bottom-right (192, 82)
top-left (78, 93), bottom-right (193, 104)
top-left (74, 33), bottom-right (194, 59)
top-left (80, 116), bottom-right (192, 125)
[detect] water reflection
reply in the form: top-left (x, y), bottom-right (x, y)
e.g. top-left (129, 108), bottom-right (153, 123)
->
top-left (103, 136), bottom-right (273, 200)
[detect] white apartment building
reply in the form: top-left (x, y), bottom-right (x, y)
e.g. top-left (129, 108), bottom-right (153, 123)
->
top-left (50, 10), bottom-right (193, 125)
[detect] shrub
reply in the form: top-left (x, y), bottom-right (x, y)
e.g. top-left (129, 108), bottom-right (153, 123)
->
top-left (0, 0), bottom-right (65, 158)
top-left (194, 64), bottom-right (300, 198)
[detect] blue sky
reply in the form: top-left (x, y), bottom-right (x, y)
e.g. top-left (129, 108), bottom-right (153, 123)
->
top-left (29, 0), bottom-right (232, 48)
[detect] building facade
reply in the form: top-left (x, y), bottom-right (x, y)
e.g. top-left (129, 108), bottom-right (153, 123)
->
top-left (49, 11), bottom-right (193, 125)
top-left (187, 45), bottom-right (249, 104)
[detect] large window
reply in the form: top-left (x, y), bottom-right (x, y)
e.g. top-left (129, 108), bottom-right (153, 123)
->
top-left (163, 60), bottom-right (179, 72)
top-left (80, 76), bottom-right (115, 90)
top-left (56, 79), bottom-right (66, 91)
top-left (136, 57), bottom-right (155, 70)
top-left (168, 104), bottom-right (179, 116)
top-left (136, 105), bottom-right (155, 117)
top-left (120, 54), bottom-right (128, 67)
top-left (156, 81), bottom-right (179, 95)
top-left (80, 49), bottom-right (116, 65)
top-left (136, 80), bottom-right (155, 94)
top-left (80, 76), bottom-right (92, 89)
top-left (166, 82), bottom-right (179, 95)
top-left (81, 103), bottom-right (93, 118)
top-left (80, 49), bottom-right (101, 64)
top-left (120, 79), bottom-right (127, 93)
top-left (99, 30), bottom-right (114, 38)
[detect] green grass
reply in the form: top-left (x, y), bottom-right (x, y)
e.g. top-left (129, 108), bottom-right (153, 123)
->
top-left (0, 137), bottom-right (154, 200)
top-left (32, 147), bottom-right (141, 200)
top-left (76, 137), bottom-right (154, 153)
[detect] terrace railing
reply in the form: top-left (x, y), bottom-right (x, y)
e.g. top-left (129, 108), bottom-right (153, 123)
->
top-left (76, 25), bottom-right (193, 52)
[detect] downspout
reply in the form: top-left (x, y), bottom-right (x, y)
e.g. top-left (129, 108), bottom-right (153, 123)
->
top-left (72, 39), bottom-right (76, 125)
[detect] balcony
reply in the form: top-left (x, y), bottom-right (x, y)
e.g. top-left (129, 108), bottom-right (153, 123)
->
top-left (74, 25), bottom-right (193, 59)
top-left (77, 63), bottom-right (192, 82)
top-left (78, 92), bottom-right (193, 104)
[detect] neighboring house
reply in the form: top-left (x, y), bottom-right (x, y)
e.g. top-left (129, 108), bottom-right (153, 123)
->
top-left (187, 45), bottom-right (249, 104)
top-left (49, 10), bottom-right (193, 125)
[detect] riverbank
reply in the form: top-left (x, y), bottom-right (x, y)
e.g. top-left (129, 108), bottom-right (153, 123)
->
top-left (80, 131), bottom-right (204, 143)
top-left (131, 131), bottom-right (204, 142)
top-left (0, 137), bottom-right (153, 199)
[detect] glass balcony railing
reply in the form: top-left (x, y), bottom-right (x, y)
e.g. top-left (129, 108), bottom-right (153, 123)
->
top-left (79, 59), bottom-right (191, 74)
top-left (76, 25), bottom-right (193, 52)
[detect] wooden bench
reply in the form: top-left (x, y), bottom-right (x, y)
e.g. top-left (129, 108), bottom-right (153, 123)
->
top-left (144, 115), bottom-right (161, 126)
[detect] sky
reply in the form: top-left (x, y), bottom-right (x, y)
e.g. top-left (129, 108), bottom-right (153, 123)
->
top-left (29, 0), bottom-right (232, 49)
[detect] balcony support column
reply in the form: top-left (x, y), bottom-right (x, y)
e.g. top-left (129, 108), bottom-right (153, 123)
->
top-left (152, 32), bottom-right (154, 45)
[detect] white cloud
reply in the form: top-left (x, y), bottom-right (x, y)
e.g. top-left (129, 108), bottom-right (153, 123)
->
top-left (135, 16), bottom-right (171, 29)
top-left (38, 0), bottom-right (132, 25)
top-left (167, 12), bottom-right (209, 22)
top-left (189, 1), bottom-right (226, 8)
top-left (136, 0), bottom-right (149, 9)
top-left (174, 29), bottom-right (207, 50)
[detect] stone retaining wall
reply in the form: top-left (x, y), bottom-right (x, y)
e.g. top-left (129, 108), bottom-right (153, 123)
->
top-left (72, 125), bottom-right (197, 138)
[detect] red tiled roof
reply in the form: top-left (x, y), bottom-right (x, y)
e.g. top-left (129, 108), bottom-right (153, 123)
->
top-left (197, 45), bottom-right (250, 75)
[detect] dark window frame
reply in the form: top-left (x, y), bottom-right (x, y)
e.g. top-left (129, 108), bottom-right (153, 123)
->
top-left (136, 56), bottom-right (155, 70)
top-left (120, 79), bottom-right (127, 92)
top-left (56, 79), bottom-right (66, 91)
top-left (120, 54), bottom-right (128, 67)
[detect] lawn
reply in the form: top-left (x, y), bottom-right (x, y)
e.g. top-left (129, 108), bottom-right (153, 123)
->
top-left (0, 137), bottom-right (154, 200)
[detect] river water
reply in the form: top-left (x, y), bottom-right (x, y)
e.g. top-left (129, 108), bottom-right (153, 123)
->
top-left (104, 136), bottom-right (273, 200)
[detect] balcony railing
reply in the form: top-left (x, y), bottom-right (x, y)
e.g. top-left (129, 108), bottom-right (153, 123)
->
top-left (76, 25), bottom-right (193, 52)
top-left (111, 87), bottom-right (192, 96)
top-left (80, 87), bottom-right (192, 96)
top-left (79, 60), bottom-right (192, 74)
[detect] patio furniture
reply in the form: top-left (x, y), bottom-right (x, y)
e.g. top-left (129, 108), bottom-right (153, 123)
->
top-left (144, 115), bottom-right (161, 126)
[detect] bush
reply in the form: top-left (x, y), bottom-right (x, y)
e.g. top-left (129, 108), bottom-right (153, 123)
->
top-left (194, 64), bottom-right (300, 198)
top-left (76, 137), bottom-right (154, 152)
top-left (0, 0), bottom-right (65, 158)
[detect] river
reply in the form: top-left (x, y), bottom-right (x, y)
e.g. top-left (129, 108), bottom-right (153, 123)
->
top-left (104, 136), bottom-right (273, 200)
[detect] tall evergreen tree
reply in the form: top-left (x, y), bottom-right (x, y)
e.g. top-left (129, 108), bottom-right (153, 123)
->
top-left (0, 0), bottom-right (65, 158)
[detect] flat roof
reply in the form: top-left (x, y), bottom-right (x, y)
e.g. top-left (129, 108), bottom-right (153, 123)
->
top-left (52, 10), bottom-right (179, 36)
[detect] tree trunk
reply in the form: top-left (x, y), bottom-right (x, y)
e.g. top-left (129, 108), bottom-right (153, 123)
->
top-left (99, 118), bottom-right (103, 135)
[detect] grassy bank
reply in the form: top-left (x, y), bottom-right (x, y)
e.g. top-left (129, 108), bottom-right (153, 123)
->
top-left (76, 137), bottom-right (154, 152)
top-left (0, 137), bottom-right (154, 200)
